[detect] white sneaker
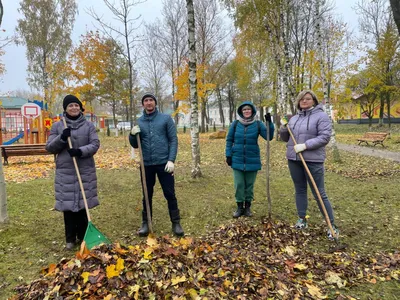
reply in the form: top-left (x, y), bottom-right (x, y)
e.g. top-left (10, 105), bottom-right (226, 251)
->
top-left (327, 225), bottom-right (339, 240)
top-left (294, 218), bottom-right (308, 229)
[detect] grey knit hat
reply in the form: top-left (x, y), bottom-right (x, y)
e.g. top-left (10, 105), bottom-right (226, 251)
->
top-left (141, 93), bottom-right (157, 105)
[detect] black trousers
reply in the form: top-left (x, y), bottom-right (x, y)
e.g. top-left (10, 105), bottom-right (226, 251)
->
top-left (140, 164), bottom-right (178, 212)
top-left (63, 209), bottom-right (88, 243)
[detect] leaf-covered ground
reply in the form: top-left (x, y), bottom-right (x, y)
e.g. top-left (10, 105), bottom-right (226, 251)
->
top-left (11, 220), bottom-right (400, 300)
top-left (2, 145), bottom-right (139, 183)
top-left (2, 129), bottom-right (400, 299)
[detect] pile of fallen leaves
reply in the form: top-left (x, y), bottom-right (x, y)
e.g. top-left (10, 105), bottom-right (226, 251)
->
top-left (11, 220), bottom-right (400, 299)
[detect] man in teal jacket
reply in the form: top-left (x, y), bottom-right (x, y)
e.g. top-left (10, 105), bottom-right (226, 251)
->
top-left (225, 101), bottom-right (275, 218)
top-left (129, 93), bottom-right (183, 237)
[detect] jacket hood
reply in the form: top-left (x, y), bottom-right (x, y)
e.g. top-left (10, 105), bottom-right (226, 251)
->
top-left (237, 101), bottom-right (257, 118)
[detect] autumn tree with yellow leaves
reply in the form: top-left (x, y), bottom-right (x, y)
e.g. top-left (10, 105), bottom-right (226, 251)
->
top-left (174, 61), bottom-right (216, 122)
top-left (64, 31), bottom-right (111, 113)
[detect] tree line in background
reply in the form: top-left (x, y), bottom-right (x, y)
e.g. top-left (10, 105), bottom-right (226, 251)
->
top-left (0, 0), bottom-right (399, 131)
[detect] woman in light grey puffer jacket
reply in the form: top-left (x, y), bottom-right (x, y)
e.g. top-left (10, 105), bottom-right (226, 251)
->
top-left (46, 95), bottom-right (100, 250)
top-left (280, 90), bottom-right (339, 240)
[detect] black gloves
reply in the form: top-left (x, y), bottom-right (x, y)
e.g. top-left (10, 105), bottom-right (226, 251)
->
top-left (265, 113), bottom-right (271, 123)
top-left (226, 156), bottom-right (232, 166)
top-left (61, 128), bottom-right (71, 141)
top-left (68, 148), bottom-right (82, 157)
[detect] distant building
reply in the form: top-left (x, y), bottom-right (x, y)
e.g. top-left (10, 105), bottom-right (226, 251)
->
top-left (0, 96), bottom-right (29, 132)
top-left (337, 94), bottom-right (400, 124)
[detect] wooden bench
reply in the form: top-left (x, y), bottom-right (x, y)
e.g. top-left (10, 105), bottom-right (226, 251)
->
top-left (357, 132), bottom-right (388, 147)
top-left (0, 143), bottom-right (52, 165)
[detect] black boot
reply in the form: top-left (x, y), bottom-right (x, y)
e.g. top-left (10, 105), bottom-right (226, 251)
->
top-left (233, 202), bottom-right (244, 218)
top-left (243, 201), bottom-right (252, 217)
top-left (138, 210), bottom-right (150, 237)
top-left (169, 209), bottom-right (184, 237)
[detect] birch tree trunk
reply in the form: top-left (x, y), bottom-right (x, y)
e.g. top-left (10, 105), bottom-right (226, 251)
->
top-left (0, 0), bottom-right (3, 27)
top-left (187, 0), bottom-right (202, 178)
top-left (0, 162), bottom-right (7, 224)
top-left (216, 87), bottom-right (225, 128)
top-left (315, 0), bottom-right (341, 162)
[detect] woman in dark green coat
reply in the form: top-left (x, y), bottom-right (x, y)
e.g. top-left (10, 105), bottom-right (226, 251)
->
top-left (225, 101), bottom-right (274, 218)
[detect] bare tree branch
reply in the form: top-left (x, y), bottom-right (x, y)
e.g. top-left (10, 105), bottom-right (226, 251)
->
top-left (87, 0), bottom-right (145, 122)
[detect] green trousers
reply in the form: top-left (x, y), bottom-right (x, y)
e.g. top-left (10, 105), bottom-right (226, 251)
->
top-left (233, 169), bottom-right (258, 203)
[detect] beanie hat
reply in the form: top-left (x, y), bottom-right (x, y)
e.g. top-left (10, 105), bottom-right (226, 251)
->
top-left (141, 93), bottom-right (157, 105)
top-left (63, 95), bottom-right (83, 111)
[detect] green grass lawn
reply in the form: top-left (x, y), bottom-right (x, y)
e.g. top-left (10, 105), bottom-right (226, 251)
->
top-left (0, 124), bottom-right (400, 299)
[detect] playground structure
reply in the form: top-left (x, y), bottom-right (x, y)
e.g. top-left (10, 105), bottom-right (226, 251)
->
top-left (0, 101), bottom-right (52, 146)
top-left (0, 98), bottom-right (101, 147)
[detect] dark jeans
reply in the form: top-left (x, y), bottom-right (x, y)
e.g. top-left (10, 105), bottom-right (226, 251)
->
top-left (63, 209), bottom-right (88, 243)
top-left (288, 160), bottom-right (335, 224)
top-left (140, 164), bottom-right (178, 212)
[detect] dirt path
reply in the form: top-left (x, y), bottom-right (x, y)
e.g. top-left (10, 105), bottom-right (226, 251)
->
top-left (333, 142), bottom-right (400, 163)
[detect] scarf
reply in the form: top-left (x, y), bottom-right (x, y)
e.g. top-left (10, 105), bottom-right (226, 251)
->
top-left (238, 115), bottom-right (256, 126)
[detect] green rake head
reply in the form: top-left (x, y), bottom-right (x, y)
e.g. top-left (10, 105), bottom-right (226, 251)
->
top-left (83, 221), bottom-right (111, 250)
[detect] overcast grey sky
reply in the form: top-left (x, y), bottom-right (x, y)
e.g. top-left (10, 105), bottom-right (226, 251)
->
top-left (0, 0), bottom-right (358, 95)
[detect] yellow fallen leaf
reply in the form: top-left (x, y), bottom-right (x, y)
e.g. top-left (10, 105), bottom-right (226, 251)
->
top-left (106, 264), bottom-right (119, 278)
top-left (143, 249), bottom-right (153, 260)
top-left (171, 275), bottom-right (187, 286)
top-left (284, 246), bottom-right (296, 256)
top-left (81, 272), bottom-right (90, 284)
top-left (180, 237), bottom-right (193, 248)
top-left (325, 271), bottom-right (345, 288)
top-left (116, 258), bottom-right (125, 273)
top-left (51, 284), bottom-right (60, 294)
top-left (293, 263), bottom-right (308, 271)
top-left (147, 235), bottom-right (158, 247)
top-left (128, 285), bottom-right (140, 299)
top-left (306, 283), bottom-right (327, 299)
top-left (223, 279), bottom-right (232, 288)
top-left (187, 288), bottom-right (199, 299)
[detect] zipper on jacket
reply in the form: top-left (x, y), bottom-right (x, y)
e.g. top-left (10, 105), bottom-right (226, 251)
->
top-left (243, 126), bottom-right (247, 171)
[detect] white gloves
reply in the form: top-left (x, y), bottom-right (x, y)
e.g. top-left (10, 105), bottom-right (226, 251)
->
top-left (165, 161), bottom-right (175, 173)
top-left (294, 143), bottom-right (307, 153)
top-left (280, 116), bottom-right (288, 126)
top-left (130, 125), bottom-right (140, 135)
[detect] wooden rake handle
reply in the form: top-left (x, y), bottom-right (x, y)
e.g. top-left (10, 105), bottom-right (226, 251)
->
top-left (62, 118), bottom-right (91, 222)
top-left (136, 134), bottom-right (153, 234)
top-left (266, 120), bottom-right (271, 219)
top-left (286, 125), bottom-right (337, 239)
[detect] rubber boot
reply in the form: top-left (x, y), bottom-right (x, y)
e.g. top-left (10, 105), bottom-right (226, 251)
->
top-left (65, 242), bottom-right (75, 250)
top-left (243, 201), bottom-right (252, 217)
top-left (138, 210), bottom-right (150, 237)
top-left (169, 209), bottom-right (184, 237)
top-left (233, 202), bottom-right (244, 218)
